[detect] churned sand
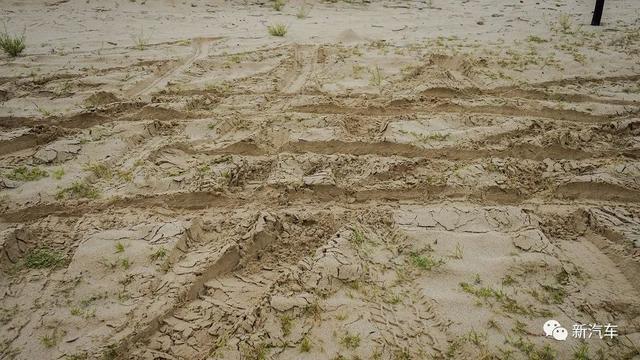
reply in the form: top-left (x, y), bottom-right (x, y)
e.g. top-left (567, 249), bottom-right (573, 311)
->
top-left (1, 0), bottom-right (639, 359)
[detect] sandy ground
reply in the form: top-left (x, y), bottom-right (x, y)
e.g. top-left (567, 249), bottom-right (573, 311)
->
top-left (1, 0), bottom-right (640, 359)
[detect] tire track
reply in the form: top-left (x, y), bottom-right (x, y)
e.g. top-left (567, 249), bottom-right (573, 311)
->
top-left (154, 140), bottom-right (618, 161)
top-left (292, 102), bottom-right (612, 123)
top-left (281, 45), bottom-right (318, 94)
top-left (3, 182), bottom-right (640, 223)
top-left (421, 86), bottom-right (639, 106)
top-left (125, 37), bottom-right (222, 97)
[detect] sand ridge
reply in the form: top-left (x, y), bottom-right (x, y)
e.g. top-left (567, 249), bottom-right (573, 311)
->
top-left (0, 0), bottom-right (639, 359)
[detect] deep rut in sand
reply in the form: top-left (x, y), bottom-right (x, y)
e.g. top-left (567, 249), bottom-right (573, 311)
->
top-left (1, 4), bottom-right (640, 359)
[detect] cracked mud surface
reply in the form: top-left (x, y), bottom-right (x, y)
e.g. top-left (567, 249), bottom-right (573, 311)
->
top-left (1, 0), bottom-right (640, 359)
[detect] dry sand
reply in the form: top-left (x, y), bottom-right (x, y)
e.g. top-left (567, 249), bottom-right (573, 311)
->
top-left (1, 0), bottom-right (640, 359)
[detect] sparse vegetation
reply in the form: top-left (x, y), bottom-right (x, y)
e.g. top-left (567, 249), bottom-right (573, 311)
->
top-left (502, 274), bottom-right (517, 286)
top-left (40, 334), bottom-right (57, 348)
top-left (400, 63), bottom-right (423, 80)
top-left (409, 252), bottom-right (445, 271)
top-left (56, 181), bottom-right (100, 199)
top-left (573, 343), bottom-right (590, 360)
top-left (296, 4), bottom-right (310, 18)
top-left (228, 54), bottom-right (243, 64)
top-left (149, 247), bottom-right (167, 261)
top-left (0, 26), bottom-right (26, 57)
top-left (272, 0), bottom-right (286, 11)
top-left (131, 28), bottom-right (149, 50)
top-left (300, 336), bottom-right (311, 352)
top-left (622, 85), bottom-right (640, 94)
top-left (527, 35), bottom-right (547, 43)
top-left (84, 163), bottom-right (112, 179)
top-left (449, 243), bottom-right (463, 259)
top-left (114, 242), bottom-right (125, 253)
top-left (34, 103), bottom-right (53, 117)
top-left (24, 248), bottom-right (65, 269)
top-left (350, 227), bottom-right (365, 245)
top-left (303, 301), bottom-right (322, 321)
top-left (280, 315), bottom-right (292, 337)
top-left (0, 305), bottom-right (18, 325)
top-left (268, 23), bottom-right (288, 37)
top-left (242, 342), bottom-right (268, 360)
top-left (559, 14), bottom-right (572, 33)
top-left (205, 81), bottom-right (232, 95)
top-left (473, 273), bottom-right (482, 285)
top-left (66, 352), bottom-right (88, 360)
top-left (369, 65), bottom-right (383, 89)
top-left (184, 96), bottom-right (212, 111)
top-left (352, 64), bottom-right (365, 78)
top-left (52, 168), bottom-right (65, 180)
top-left (2, 5), bottom-right (637, 360)
top-left (384, 292), bottom-right (402, 305)
top-left (55, 81), bottom-right (72, 96)
top-left (70, 307), bottom-right (82, 316)
top-left (101, 345), bottom-right (119, 360)
top-left (198, 164), bottom-right (211, 174)
top-left (394, 349), bottom-right (411, 360)
top-left (98, 257), bottom-right (118, 270)
top-left (506, 336), bottom-right (556, 360)
top-left (120, 258), bottom-right (131, 270)
top-left (466, 329), bottom-right (486, 346)
top-left (459, 281), bottom-right (550, 317)
top-left (534, 284), bottom-right (567, 304)
top-left (5, 166), bottom-right (48, 182)
top-left (340, 333), bottom-right (360, 349)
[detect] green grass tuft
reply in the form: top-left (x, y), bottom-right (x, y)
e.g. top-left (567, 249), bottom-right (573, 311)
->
top-left (65, 352), bottom-right (88, 360)
top-left (56, 181), bottom-right (100, 200)
top-left (84, 163), bottom-right (112, 179)
top-left (52, 168), bottom-right (65, 180)
top-left (268, 23), bottom-right (288, 37)
top-left (350, 227), bottom-right (365, 245)
top-left (6, 166), bottom-right (48, 182)
top-left (410, 252), bottom-right (445, 271)
top-left (24, 248), bottom-right (65, 269)
top-left (0, 27), bottom-right (26, 57)
top-left (40, 334), bottom-right (57, 348)
top-left (120, 258), bottom-right (131, 270)
top-left (132, 28), bottom-right (149, 50)
top-left (273, 0), bottom-right (286, 11)
top-left (300, 336), bottom-right (311, 352)
top-left (149, 247), bottom-right (167, 261)
top-left (527, 35), bottom-right (547, 43)
top-left (340, 333), bottom-right (360, 349)
top-left (460, 281), bottom-right (551, 318)
top-left (369, 65), bottom-right (383, 88)
top-left (280, 315), bottom-right (292, 337)
top-left (573, 343), bottom-right (590, 360)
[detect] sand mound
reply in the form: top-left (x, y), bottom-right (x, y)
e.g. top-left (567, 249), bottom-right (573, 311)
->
top-left (336, 28), bottom-right (364, 44)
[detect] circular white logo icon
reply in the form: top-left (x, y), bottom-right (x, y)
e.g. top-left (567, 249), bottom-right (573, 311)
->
top-left (543, 319), bottom-right (561, 337)
top-left (552, 327), bottom-right (568, 341)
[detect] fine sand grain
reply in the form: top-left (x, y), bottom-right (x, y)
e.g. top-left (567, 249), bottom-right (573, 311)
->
top-left (1, 0), bottom-right (639, 359)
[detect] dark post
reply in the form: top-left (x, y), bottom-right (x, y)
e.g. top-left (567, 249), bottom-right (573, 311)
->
top-left (591, 0), bottom-right (605, 26)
